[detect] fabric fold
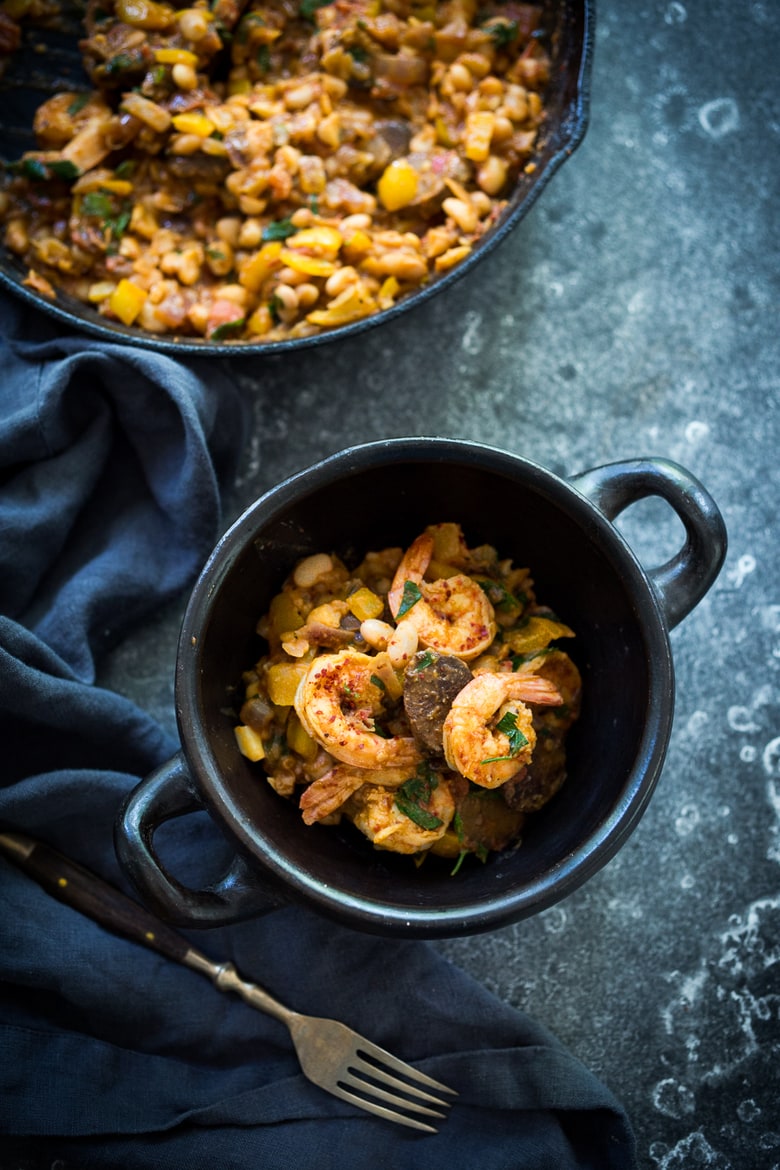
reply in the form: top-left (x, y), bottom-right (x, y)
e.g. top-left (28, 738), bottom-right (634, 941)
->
top-left (0, 289), bottom-right (637, 1169)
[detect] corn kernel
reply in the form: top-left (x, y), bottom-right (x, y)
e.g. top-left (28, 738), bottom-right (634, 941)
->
top-left (234, 723), bottom-right (265, 761)
top-left (109, 279), bottom-right (148, 326)
top-left (266, 662), bottom-right (309, 706)
top-left (377, 159), bottom-right (419, 211)
top-left (171, 112), bottom-right (216, 137)
top-left (348, 587), bottom-right (384, 622)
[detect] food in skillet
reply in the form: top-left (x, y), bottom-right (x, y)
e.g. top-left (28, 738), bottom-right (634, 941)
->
top-left (234, 523), bottom-right (581, 869)
top-left (0, 0), bottom-right (551, 342)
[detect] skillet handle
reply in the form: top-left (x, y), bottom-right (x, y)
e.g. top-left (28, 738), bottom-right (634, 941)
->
top-left (569, 457), bottom-right (727, 630)
top-left (115, 753), bottom-right (285, 927)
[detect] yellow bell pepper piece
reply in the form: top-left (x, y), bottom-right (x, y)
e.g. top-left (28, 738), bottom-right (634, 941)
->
top-left (279, 250), bottom-right (336, 277)
top-left (239, 240), bottom-right (283, 293)
top-left (285, 225), bottom-right (343, 258)
top-left (306, 284), bottom-right (375, 327)
top-left (109, 279), bottom-right (148, 326)
top-left (342, 228), bottom-right (371, 259)
top-left (171, 112), bottom-right (216, 137)
top-left (269, 590), bottom-right (304, 638)
top-left (154, 47), bottom-right (198, 66)
top-left (377, 275), bottom-right (400, 308)
top-left (266, 661), bottom-right (309, 707)
top-left (286, 713), bottom-right (319, 761)
top-left (506, 616), bottom-right (576, 654)
top-left (234, 723), bottom-right (265, 762)
top-left (347, 587), bottom-right (384, 622)
top-left (377, 159), bottom-right (418, 211)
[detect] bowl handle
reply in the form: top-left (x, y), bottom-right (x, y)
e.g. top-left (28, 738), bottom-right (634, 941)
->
top-left (569, 457), bottom-right (727, 629)
top-left (115, 753), bottom-right (286, 927)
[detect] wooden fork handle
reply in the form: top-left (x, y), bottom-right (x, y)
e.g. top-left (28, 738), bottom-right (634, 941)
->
top-left (0, 829), bottom-right (194, 965)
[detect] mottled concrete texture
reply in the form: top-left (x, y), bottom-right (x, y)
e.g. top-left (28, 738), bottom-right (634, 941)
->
top-left (100, 2), bottom-right (780, 1166)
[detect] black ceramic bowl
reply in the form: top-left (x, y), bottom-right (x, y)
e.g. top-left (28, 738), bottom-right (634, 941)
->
top-left (0, 0), bottom-right (594, 355)
top-left (115, 438), bottom-right (727, 938)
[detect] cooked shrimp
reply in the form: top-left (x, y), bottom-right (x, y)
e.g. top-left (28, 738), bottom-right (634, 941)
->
top-left (294, 649), bottom-right (423, 769)
top-left (387, 533), bottom-right (497, 661)
top-left (299, 764), bottom-right (415, 825)
top-left (442, 671), bottom-right (563, 788)
top-left (346, 776), bottom-right (456, 854)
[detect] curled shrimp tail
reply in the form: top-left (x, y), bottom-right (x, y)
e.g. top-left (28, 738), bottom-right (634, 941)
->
top-left (506, 673), bottom-right (563, 707)
top-left (387, 533), bottom-right (434, 617)
top-left (299, 767), bottom-right (366, 825)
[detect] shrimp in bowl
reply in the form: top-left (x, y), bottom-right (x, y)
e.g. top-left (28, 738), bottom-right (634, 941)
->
top-left (233, 523), bottom-right (581, 871)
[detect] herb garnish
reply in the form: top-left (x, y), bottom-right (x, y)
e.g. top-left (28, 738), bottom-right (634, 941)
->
top-left (299, 0), bottom-right (332, 21)
top-left (395, 763), bottom-right (442, 830)
top-left (483, 18), bottom-right (518, 47)
top-left (67, 93), bottom-right (90, 116)
top-left (396, 580), bottom-right (422, 618)
top-left (480, 710), bottom-right (528, 763)
top-left (478, 577), bottom-right (526, 611)
top-left (262, 217), bottom-right (297, 241)
top-left (211, 317), bottom-right (245, 340)
top-left (370, 673), bottom-right (386, 692)
top-left (413, 650), bottom-right (436, 671)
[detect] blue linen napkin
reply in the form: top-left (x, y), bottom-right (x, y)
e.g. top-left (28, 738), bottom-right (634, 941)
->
top-left (0, 290), bottom-right (637, 1169)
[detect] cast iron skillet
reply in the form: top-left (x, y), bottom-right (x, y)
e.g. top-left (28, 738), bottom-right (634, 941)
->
top-left (0, 0), bottom-right (594, 355)
top-left (115, 439), bottom-right (727, 938)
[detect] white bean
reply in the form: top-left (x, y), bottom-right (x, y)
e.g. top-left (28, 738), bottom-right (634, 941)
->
top-left (360, 619), bottom-right (394, 651)
top-left (294, 553), bottom-right (333, 588)
top-left (387, 623), bottom-right (419, 667)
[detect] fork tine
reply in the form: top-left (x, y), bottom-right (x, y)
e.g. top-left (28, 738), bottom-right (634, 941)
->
top-left (349, 1053), bottom-right (454, 1107)
top-left (327, 1082), bottom-right (442, 1133)
top-left (354, 1042), bottom-right (459, 1096)
top-left (340, 1068), bottom-right (449, 1120)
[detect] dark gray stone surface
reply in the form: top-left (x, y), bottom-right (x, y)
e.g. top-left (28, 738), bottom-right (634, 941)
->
top-left (98, 1), bottom-right (780, 1166)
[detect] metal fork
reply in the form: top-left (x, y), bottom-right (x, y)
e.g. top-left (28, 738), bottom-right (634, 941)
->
top-left (0, 831), bottom-right (457, 1132)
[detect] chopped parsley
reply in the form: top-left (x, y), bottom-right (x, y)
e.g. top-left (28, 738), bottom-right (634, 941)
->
top-left (262, 217), bottom-right (297, 242)
top-left (81, 191), bottom-right (114, 218)
top-left (396, 580), bottom-right (422, 618)
top-left (480, 710), bottom-right (528, 763)
top-left (477, 577), bottom-right (526, 611)
top-left (67, 93), bottom-right (90, 116)
top-left (299, 0), bottom-right (332, 21)
top-left (413, 650), bottom-right (437, 671)
top-left (211, 317), bottom-right (245, 340)
top-left (395, 764), bottom-right (442, 830)
top-left (483, 18), bottom-right (518, 47)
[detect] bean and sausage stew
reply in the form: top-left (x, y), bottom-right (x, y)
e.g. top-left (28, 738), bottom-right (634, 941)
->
top-left (0, 0), bottom-right (551, 342)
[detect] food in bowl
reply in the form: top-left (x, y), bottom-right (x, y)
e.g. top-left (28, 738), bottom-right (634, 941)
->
top-left (233, 521), bottom-right (581, 869)
top-left (0, 0), bottom-right (552, 342)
